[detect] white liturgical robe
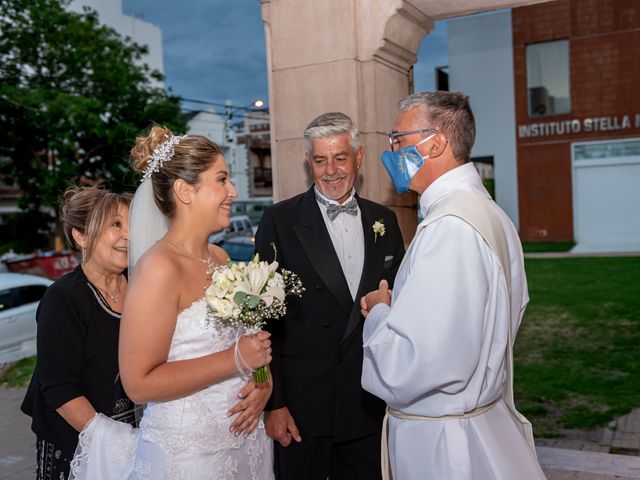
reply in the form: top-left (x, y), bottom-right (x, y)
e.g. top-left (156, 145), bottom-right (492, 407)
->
top-left (362, 163), bottom-right (546, 479)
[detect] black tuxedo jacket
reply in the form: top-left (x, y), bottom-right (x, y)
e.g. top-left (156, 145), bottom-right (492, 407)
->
top-left (254, 187), bottom-right (405, 442)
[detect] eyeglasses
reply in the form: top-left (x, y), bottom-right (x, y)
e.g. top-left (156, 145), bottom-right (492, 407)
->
top-left (388, 128), bottom-right (438, 151)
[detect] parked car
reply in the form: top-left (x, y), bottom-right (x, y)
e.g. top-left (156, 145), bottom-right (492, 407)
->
top-left (219, 236), bottom-right (256, 262)
top-left (4, 252), bottom-right (78, 280)
top-left (209, 215), bottom-right (255, 245)
top-left (0, 273), bottom-right (52, 364)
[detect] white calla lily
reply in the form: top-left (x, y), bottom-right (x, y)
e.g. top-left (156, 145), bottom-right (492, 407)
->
top-left (260, 286), bottom-right (285, 307)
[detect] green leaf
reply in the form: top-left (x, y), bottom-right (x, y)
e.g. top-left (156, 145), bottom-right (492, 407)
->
top-left (233, 291), bottom-right (248, 304)
top-left (246, 295), bottom-right (261, 309)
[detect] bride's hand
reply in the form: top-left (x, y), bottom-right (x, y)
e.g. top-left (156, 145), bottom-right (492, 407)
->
top-left (237, 331), bottom-right (272, 370)
top-left (227, 377), bottom-right (273, 436)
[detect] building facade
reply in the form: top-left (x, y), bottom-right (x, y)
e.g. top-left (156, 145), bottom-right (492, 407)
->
top-left (184, 106), bottom-right (273, 223)
top-left (68, 0), bottom-right (164, 79)
top-left (449, 0), bottom-right (640, 252)
top-left (448, 11), bottom-right (520, 227)
top-left (184, 108), bottom-right (252, 202)
top-left (237, 110), bottom-right (272, 199)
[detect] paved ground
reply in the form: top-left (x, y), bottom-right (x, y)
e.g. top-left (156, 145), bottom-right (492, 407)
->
top-left (525, 251), bottom-right (640, 259)
top-left (536, 409), bottom-right (640, 456)
top-left (1, 385), bottom-right (639, 479)
top-left (0, 387), bottom-right (34, 480)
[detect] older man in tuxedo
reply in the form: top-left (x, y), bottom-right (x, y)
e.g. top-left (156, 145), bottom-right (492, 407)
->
top-left (255, 112), bottom-right (404, 479)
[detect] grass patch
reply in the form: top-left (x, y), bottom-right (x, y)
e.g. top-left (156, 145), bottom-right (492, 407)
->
top-left (0, 356), bottom-right (36, 388)
top-left (514, 257), bottom-right (640, 437)
top-left (522, 241), bottom-right (576, 253)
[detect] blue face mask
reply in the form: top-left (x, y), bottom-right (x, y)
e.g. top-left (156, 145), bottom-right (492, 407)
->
top-left (380, 135), bottom-right (434, 193)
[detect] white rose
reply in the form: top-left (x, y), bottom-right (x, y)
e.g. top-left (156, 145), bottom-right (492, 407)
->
top-left (207, 297), bottom-right (236, 320)
top-left (211, 269), bottom-right (230, 290)
top-left (205, 283), bottom-right (217, 302)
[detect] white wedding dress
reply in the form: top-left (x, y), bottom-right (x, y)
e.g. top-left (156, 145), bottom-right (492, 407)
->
top-left (70, 298), bottom-right (274, 480)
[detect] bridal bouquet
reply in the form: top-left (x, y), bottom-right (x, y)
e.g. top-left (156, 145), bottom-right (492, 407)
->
top-left (205, 251), bottom-right (304, 383)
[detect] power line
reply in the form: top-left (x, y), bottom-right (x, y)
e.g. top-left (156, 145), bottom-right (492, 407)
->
top-left (180, 96), bottom-right (268, 112)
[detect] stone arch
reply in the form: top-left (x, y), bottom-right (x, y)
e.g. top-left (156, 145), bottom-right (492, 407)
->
top-left (260, 0), bottom-right (550, 238)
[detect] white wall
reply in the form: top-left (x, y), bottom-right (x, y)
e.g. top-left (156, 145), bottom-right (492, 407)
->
top-left (226, 143), bottom-right (251, 202)
top-left (187, 109), bottom-right (226, 145)
top-left (186, 109), bottom-right (251, 202)
top-left (68, 0), bottom-right (164, 81)
top-left (448, 10), bottom-right (520, 228)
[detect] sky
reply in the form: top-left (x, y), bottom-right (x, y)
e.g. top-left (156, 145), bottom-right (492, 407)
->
top-left (121, 0), bottom-right (448, 113)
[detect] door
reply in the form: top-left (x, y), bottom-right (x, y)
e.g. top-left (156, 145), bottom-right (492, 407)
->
top-left (572, 138), bottom-right (640, 253)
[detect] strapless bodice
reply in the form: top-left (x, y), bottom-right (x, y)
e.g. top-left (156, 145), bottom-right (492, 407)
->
top-left (140, 298), bottom-right (249, 455)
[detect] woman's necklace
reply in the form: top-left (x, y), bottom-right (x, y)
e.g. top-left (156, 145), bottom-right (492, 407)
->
top-left (95, 274), bottom-right (124, 304)
top-left (164, 240), bottom-right (216, 276)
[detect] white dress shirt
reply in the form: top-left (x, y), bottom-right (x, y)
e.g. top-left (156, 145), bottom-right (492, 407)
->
top-left (315, 187), bottom-right (364, 300)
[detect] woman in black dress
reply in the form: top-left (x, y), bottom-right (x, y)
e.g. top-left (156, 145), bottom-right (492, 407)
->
top-left (21, 187), bottom-right (138, 480)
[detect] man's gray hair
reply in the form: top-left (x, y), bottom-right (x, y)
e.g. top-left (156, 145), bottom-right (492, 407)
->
top-left (398, 91), bottom-right (476, 163)
top-left (303, 112), bottom-right (360, 154)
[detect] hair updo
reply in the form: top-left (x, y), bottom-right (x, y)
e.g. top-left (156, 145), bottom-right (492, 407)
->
top-left (60, 187), bottom-right (132, 258)
top-left (130, 126), bottom-right (224, 217)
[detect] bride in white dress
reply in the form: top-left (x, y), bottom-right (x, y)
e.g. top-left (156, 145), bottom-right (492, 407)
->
top-left (70, 128), bottom-right (274, 479)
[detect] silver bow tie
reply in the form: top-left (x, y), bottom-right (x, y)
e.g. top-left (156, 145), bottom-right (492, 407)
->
top-left (317, 197), bottom-right (358, 220)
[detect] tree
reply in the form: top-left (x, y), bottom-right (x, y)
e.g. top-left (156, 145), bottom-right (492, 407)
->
top-left (0, 0), bottom-right (187, 251)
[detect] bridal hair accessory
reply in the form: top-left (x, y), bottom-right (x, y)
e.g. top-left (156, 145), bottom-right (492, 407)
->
top-left (141, 134), bottom-right (185, 182)
top-left (373, 219), bottom-right (385, 243)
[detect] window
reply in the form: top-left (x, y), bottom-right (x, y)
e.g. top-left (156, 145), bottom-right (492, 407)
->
top-left (0, 289), bottom-right (12, 311)
top-left (574, 139), bottom-right (640, 161)
top-left (0, 285), bottom-right (47, 311)
top-left (471, 156), bottom-right (495, 199)
top-left (18, 285), bottom-right (48, 305)
top-left (253, 166), bottom-right (272, 188)
top-left (436, 66), bottom-right (449, 91)
top-left (526, 40), bottom-right (570, 116)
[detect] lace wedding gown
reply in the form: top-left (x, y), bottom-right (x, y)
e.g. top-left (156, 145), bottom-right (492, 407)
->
top-left (70, 298), bottom-right (274, 480)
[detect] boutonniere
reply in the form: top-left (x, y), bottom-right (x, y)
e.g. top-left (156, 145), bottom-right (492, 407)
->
top-left (372, 219), bottom-right (385, 243)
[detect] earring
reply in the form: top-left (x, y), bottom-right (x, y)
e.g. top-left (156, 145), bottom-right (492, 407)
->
top-left (82, 247), bottom-right (86, 263)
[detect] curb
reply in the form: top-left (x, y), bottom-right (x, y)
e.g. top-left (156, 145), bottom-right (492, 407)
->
top-left (539, 446), bottom-right (640, 479)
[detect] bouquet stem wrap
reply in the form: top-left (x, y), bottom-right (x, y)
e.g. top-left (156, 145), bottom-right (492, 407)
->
top-left (253, 366), bottom-right (269, 384)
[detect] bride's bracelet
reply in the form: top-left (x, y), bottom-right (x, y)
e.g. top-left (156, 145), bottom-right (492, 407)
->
top-left (234, 336), bottom-right (254, 378)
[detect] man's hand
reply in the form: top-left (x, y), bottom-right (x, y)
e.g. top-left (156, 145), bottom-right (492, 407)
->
top-left (361, 279), bottom-right (392, 318)
top-left (264, 406), bottom-right (302, 447)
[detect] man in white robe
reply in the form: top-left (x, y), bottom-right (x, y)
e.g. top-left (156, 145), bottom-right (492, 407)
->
top-left (361, 91), bottom-right (546, 479)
